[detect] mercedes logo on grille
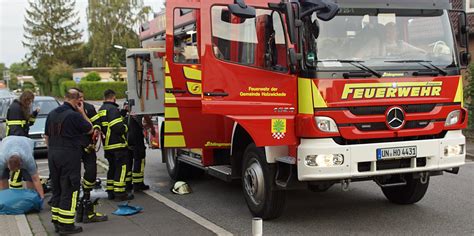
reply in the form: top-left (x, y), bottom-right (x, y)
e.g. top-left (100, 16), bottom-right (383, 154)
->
top-left (386, 107), bottom-right (405, 130)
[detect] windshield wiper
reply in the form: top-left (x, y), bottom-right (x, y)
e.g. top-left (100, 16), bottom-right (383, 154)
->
top-left (319, 59), bottom-right (382, 78)
top-left (384, 60), bottom-right (448, 76)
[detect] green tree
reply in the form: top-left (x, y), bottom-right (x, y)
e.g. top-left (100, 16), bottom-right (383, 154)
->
top-left (8, 75), bottom-right (19, 91)
top-left (23, 0), bottom-right (82, 95)
top-left (87, 0), bottom-right (151, 67)
top-left (9, 62), bottom-right (32, 76)
top-left (49, 62), bottom-right (73, 96)
top-left (110, 54), bottom-right (123, 81)
top-left (466, 64), bottom-right (474, 129)
top-left (82, 71), bottom-right (101, 82)
top-left (0, 63), bottom-right (6, 81)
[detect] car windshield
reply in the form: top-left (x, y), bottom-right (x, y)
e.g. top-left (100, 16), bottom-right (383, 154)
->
top-left (33, 99), bottom-right (59, 116)
top-left (303, 8), bottom-right (456, 71)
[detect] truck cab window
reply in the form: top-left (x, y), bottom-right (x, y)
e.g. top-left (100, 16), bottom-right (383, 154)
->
top-left (211, 6), bottom-right (287, 72)
top-left (174, 9), bottom-right (199, 64)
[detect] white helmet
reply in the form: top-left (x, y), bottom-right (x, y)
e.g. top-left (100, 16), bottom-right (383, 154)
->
top-left (171, 181), bottom-right (192, 195)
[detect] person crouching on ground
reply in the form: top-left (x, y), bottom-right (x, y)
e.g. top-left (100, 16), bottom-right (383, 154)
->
top-left (0, 136), bottom-right (45, 199)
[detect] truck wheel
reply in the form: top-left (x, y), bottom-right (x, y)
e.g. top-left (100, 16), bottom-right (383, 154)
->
top-left (242, 143), bottom-right (286, 220)
top-left (381, 174), bottom-right (429, 204)
top-left (163, 148), bottom-right (189, 181)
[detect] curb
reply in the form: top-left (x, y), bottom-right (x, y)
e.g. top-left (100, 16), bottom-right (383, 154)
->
top-left (16, 214), bottom-right (33, 236)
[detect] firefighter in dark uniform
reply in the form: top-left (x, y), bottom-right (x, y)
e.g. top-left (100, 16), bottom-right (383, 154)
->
top-left (45, 89), bottom-right (93, 234)
top-left (91, 89), bottom-right (133, 201)
top-left (127, 113), bottom-right (154, 191)
top-left (74, 89), bottom-right (108, 223)
top-left (5, 90), bottom-right (39, 189)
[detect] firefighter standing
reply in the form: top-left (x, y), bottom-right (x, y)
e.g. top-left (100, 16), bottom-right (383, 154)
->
top-left (127, 114), bottom-right (155, 191)
top-left (45, 89), bottom-right (93, 234)
top-left (5, 91), bottom-right (39, 189)
top-left (91, 89), bottom-right (133, 201)
top-left (75, 89), bottom-right (108, 223)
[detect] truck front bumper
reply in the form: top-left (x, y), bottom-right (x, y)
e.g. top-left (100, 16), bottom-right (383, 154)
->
top-left (297, 130), bottom-right (465, 181)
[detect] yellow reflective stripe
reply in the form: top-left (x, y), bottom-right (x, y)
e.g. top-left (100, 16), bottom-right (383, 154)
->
top-left (165, 107), bottom-right (179, 118)
top-left (59, 190), bottom-right (78, 216)
top-left (91, 110), bottom-right (106, 122)
top-left (12, 171), bottom-right (21, 182)
top-left (183, 66), bottom-right (202, 81)
top-left (164, 135), bottom-right (186, 147)
top-left (101, 122), bottom-right (109, 126)
top-left (52, 207), bottom-right (60, 213)
top-left (103, 143), bottom-right (127, 150)
top-left (120, 165), bottom-right (126, 183)
top-left (140, 159), bottom-right (145, 174)
top-left (6, 120), bottom-right (27, 126)
top-left (132, 178), bottom-right (144, 183)
top-left (164, 121), bottom-right (183, 133)
top-left (165, 60), bottom-right (170, 74)
top-left (312, 82), bottom-right (328, 108)
top-left (93, 125), bottom-right (101, 130)
top-left (29, 118), bottom-right (36, 123)
top-left (58, 217), bottom-right (75, 224)
top-left (298, 78), bottom-right (314, 114)
top-left (165, 93), bottom-right (176, 104)
top-left (109, 117), bottom-right (123, 127)
top-left (454, 76), bottom-right (464, 107)
top-left (165, 76), bottom-right (173, 89)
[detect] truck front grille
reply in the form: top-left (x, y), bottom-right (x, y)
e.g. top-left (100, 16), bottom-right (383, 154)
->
top-left (348, 104), bottom-right (436, 116)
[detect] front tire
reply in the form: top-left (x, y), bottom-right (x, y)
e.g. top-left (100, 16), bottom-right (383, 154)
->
top-left (163, 148), bottom-right (190, 181)
top-left (242, 144), bottom-right (286, 220)
top-left (381, 174), bottom-right (429, 204)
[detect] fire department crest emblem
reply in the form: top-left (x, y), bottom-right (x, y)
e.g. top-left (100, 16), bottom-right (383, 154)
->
top-left (271, 119), bottom-right (286, 140)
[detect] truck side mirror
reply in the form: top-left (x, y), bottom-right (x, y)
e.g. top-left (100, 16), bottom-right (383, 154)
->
top-left (268, 1), bottom-right (298, 44)
top-left (228, 0), bottom-right (256, 19)
top-left (458, 13), bottom-right (469, 48)
top-left (460, 51), bottom-right (471, 66)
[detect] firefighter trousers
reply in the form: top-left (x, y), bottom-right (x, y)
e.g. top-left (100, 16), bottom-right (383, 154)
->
top-left (130, 145), bottom-right (146, 185)
top-left (48, 147), bottom-right (81, 226)
top-left (104, 149), bottom-right (131, 196)
top-left (81, 148), bottom-right (97, 194)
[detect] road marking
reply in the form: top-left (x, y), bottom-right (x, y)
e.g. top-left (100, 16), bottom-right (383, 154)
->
top-left (144, 190), bottom-right (233, 236)
top-left (96, 159), bottom-right (233, 236)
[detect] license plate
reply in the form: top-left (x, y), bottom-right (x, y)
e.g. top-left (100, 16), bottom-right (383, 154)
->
top-left (35, 141), bottom-right (46, 148)
top-left (376, 146), bottom-right (417, 160)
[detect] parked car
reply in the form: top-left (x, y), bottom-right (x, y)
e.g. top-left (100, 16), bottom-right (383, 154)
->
top-left (0, 96), bottom-right (60, 157)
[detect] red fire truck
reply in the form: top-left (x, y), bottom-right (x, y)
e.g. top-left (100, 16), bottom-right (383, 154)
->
top-left (130, 0), bottom-right (470, 219)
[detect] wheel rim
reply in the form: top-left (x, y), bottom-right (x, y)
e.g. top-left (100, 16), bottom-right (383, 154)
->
top-left (166, 148), bottom-right (177, 171)
top-left (244, 157), bottom-right (265, 206)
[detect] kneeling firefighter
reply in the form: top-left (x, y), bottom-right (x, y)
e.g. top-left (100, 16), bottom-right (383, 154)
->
top-left (75, 89), bottom-right (108, 223)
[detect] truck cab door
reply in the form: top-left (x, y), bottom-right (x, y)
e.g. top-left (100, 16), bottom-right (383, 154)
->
top-left (200, 1), bottom-right (297, 146)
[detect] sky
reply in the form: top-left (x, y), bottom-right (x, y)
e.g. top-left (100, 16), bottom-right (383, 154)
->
top-left (0, 0), bottom-right (164, 67)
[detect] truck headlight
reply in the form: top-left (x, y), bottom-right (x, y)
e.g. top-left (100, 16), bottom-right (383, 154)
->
top-left (444, 144), bottom-right (464, 156)
top-left (445, 110), bottom-right (461, 127)
top-left (315, 116), bottom-right (339, 133)
top-left (305, 154), bottom-right (344, 167)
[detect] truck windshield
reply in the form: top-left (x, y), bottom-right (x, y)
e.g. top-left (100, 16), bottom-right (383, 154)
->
top-left (303, 8), bottom-right (457, 72)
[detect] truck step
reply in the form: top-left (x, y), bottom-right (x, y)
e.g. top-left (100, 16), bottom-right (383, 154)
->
top-left (177, 155), bottom-right (205, 169)
top-left (208, 165), bottom-right (232, 182)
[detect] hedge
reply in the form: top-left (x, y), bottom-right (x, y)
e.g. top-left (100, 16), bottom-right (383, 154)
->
top-left (60, 81), bottom-right (127, 100)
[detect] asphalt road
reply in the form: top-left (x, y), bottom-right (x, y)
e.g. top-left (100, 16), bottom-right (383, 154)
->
top-left (143, 150), bottom-right (474, 235)
top-left (36, 148), bottom-right (474, 235)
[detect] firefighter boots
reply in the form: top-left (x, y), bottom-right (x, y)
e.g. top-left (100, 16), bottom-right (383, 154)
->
top-left (57, 224), bottom-right (83, 235)
top-left (82, 199), bottom-right (108, 223)
top-left (133, 183), bottom-right (150, 191)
